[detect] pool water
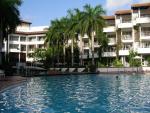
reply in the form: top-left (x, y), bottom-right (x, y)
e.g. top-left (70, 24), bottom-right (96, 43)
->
top-left (0, 74), bottom-right (150, 113)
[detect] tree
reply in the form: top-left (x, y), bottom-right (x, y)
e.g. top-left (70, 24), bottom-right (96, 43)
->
top-left (127, 50), bottom-right (141, 67)
top-left (79, 4), bottom-right (106, 65)
top-left (0, 0), bottom-right (22, 64)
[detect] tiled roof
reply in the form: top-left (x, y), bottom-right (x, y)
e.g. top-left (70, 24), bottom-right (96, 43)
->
top-left (115, 10), bottom-right (131, 15)
top-left (132, 2), bottom-right (150, 8)
top-left (20, 20), bottom-right (32, 24)
top-left (15, 31), bottom-right (46, 35)
top-left (103, 16), bottom-right (115, 20)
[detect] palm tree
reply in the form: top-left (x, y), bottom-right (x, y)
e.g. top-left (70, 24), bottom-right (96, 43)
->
top-left (0, 0), bottom-right (22, 64)
top-left (67, 9), bottom-right (83, 66)
top-left (79, 4), bottom-right (105, 65)
top-left (45, 18), bottom-right (69, 67)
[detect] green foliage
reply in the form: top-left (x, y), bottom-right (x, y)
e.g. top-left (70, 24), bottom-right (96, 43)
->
top-left (146, 56), bottom-right (150, 66)
top-left (45, 4), bottom-right (107, 67)
top-left (98, 62), bottom-right (106, 67)
top-left (127, 50), bottom-right (141, 67)
top-left (112, 59), bottom-right (123, 67)
top-left (32, 48), bottom-right (47, 61)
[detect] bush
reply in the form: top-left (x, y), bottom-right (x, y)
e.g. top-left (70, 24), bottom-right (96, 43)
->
top-left (98, 62), bottom-right (106, 67)
top-left (88, 62), bottom-right (96, 72)
top-left (113, 59), bottom-right (123, 67)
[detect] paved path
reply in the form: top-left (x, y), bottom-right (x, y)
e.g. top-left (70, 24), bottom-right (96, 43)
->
top-left (0, 76), bottom-right (28, 91)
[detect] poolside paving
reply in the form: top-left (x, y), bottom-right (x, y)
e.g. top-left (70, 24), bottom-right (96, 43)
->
top-left (0, 76), bottom-right (27, 91)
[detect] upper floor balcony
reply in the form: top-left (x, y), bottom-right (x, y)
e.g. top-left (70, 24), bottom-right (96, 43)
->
top-left (136, 14), bottom-right (150, 24)
top-left (118, 21), bottom-right (133, 28)
top-left (122, 35), bottom-right (133, 43)
top-left (102, 52), bottom-right (116, 57)
top-left (94, 42), bottom-right (100, 48)
top-left (80, 53), bottom-right (99, 59)
top-left (119, 50), bottom-right (129, 56)
top-left (103, 26), bottom-right (116, 33)
top-left (108, 38), bottom-right (116, 45)
top-left (141, 31), bottom-right (150, 40)
top-left (138, 48), bottom-right (150, 54)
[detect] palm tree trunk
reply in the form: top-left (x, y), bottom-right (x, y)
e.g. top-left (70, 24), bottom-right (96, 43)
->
top-left (71, 38), bottom-right (74, 67)
top-left (80, 35), bottom-right (83, 66)
top-left (63, 45), bottom-right (66, 66)
top-left (0, 19), bottom-right (3, 65)
top-left (91, 31), bottom-right (95, 65)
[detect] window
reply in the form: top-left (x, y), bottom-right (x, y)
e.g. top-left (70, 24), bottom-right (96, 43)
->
top-left (20, 36), bottom-right (26, 42)
top-left (122, 44), bottom-right (132, 50)
top-left (122, 31), bottom-right (132, 40)
top-left (28, 37), bottom-right (36, 41)
top-left (21, 45), bottom-right (26, 51)
top-left (122, 15), bottom-right (131, 23)
top-left (39, 44), bottom-right (44, 48)
top-left (9, 44), bottom-right (19, 49)
top-left (9, 35), bottom-right (19, 41)
top-left (84, 50), bottom-right (89, 55)
top-left (141, 27), bottom-right (150, 36)
top-left (106, 20), bottom-right (115, 26)
top-left (38, 36), bottom-right (44, 41)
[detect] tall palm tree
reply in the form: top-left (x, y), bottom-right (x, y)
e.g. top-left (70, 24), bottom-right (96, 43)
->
top-left (0, 0), bottom-right (22, 64)
top-left (67, 9), bottom-right (83, 66)
top-left (45, 18), bottom-right (69, 67)
top-left (79, 4), bottom-right (105, 65)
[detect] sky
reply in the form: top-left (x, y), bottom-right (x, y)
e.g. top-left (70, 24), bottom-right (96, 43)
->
top-left (20, 0), bottom-right (150, 26)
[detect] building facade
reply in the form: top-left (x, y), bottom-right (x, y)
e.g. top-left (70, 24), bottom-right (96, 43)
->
top-left (79, 2), bottom-right (150, 66)
top-left (2, 2), bottom-right (150, 67)
top-left (2, 21), bottom-right (48, 64)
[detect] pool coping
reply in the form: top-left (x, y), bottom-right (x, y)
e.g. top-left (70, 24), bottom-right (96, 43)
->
top-left (0, 76), bottom-right (29, 92)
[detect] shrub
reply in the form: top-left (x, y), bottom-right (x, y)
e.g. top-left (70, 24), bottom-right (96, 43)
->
top-left (113, 59), bottom-right (123, 67)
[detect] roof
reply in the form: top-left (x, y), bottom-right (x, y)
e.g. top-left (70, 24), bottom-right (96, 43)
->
top-left (15, 31), bottom-right (46, 35)
top-left (115, 10), bottom-right (131, 15)
top-left (20, 20), bottom-right (32, 24)
top-left (132, 2), bottom-right (150, 8)
top-left (103, 16), bottom-right (115, 20)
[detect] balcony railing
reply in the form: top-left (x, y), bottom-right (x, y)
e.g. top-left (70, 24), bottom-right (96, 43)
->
top-left (141, 31), bottom-right (150, 36)
top-left (109, 38), bottom-right (116, 43)
top-left (122, 20), bottom-right (131, 23)
top-left (83, 43), bottom-right (89, 47)
top-left (122, 35), bottom-right (132, 40)
top-left (141, 14), bottom-right (150, 18)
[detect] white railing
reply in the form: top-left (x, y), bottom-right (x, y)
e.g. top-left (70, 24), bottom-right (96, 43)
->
top-left (141, 31), bottom-right (150, 36)
top-left (83, 43), bottom-right (89, 47)
top-left (122, 35), bottom-right (132, 40)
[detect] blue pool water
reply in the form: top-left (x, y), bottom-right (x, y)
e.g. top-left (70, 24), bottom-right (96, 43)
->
top-left (0, 74), bottom-right (150, 113)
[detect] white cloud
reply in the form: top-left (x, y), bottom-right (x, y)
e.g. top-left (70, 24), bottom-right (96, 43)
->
top-left (105, 0), bottom-right (132, 9)
top-left (139, 0), bottom-right (150, 3)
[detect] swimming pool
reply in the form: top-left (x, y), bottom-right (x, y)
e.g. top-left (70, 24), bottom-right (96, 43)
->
top-left (0, 74), bottom-right (150, 113)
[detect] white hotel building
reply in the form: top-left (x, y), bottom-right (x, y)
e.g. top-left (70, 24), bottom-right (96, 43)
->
top-left (79, 2), bottom-right (150, 66)
top-left (2, 20), bottom-right (48, 64)
top-left (2, 2), bottom-right (150, 67)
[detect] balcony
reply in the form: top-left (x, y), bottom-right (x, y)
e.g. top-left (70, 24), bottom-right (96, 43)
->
top-left (118, 22), bottom-right (133, 28)
top-left (122, 35), bottom-right (133, 43)
top-left (138, 48), bottom-right (150, 54)
top-left (82, 34), bottom-right (89, 39)
top-left (103, 26), bottom-right (116, 33)
top-left (102, 52), bottom-right (116, 57)
top-left (83, 43), bottom-right (89, 49)
top-left (80, 53), bottom-right (99, 59)
top-left (94, 42), bottom-right (100, 47)
top-left (108, 38), bottom-right (116, 45)
top-left (119, 50), bottom-right (129, 56)
top-left (141, 32), bottom-right (150, 40)
top-left (136, 15), bottom-right (150, 24)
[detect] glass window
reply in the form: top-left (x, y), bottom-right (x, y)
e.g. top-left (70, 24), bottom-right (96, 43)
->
top-left (9, 35), bottom-right (19, 41)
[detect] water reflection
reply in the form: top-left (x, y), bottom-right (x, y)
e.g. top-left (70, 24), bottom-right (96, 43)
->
top-left (0, 74), bottom-right (150, 113)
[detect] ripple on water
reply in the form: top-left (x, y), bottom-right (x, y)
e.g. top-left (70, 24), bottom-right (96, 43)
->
top-left (0, 74), bottom-right (150, 113)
